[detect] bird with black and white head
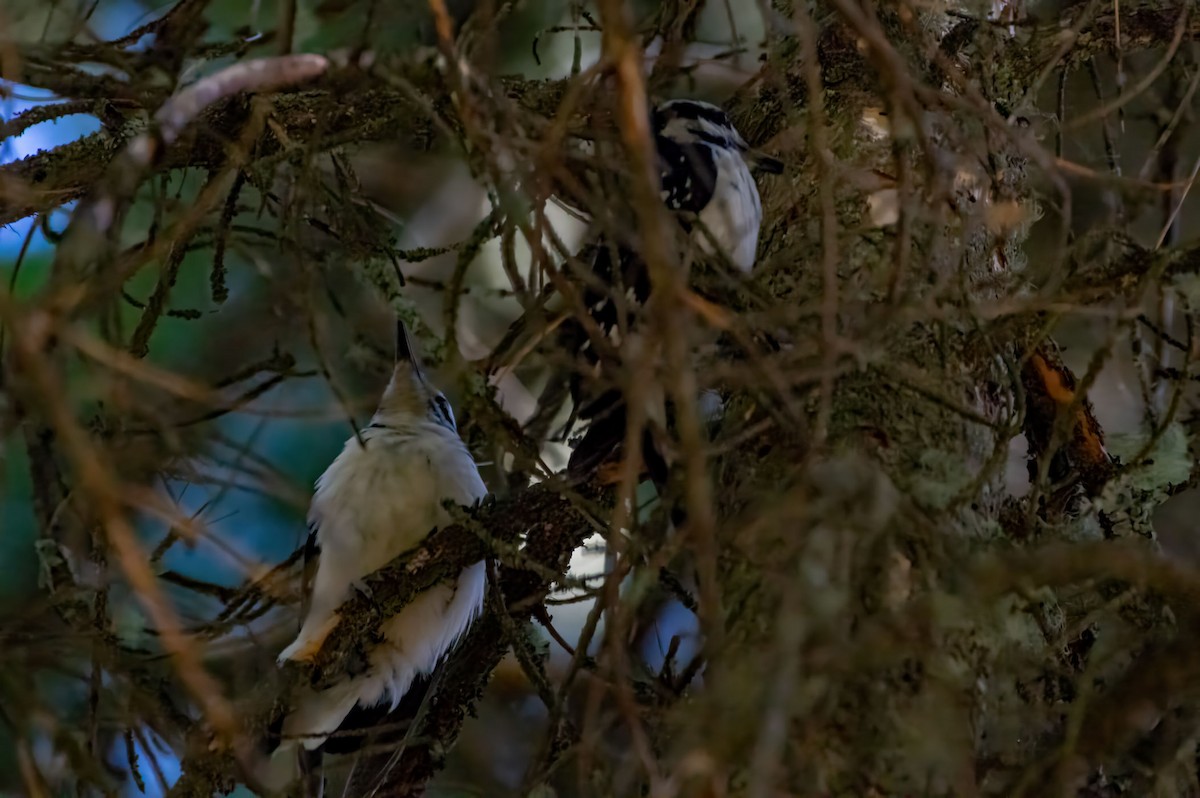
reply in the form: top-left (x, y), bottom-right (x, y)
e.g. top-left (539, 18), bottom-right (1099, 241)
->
top-left (652, 98), bottom-right (783, 271)
top-left (559, 97), bottom-right (783, 481)
top-left (267, 318), bottom-right (488, 794)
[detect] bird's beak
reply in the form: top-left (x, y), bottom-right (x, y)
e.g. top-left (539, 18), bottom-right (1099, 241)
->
top-left (395, 317), bottom-right (424, 373)
top-left (747, 150), bottom-right (784, 175)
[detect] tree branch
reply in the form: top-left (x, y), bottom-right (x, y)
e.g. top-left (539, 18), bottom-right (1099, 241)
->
top-left (0, 66), bottom-right (571, 227)
top-left (166, 482), bottom-right (599, 797)
top-left (3, 2), bottom-right (1195, 228)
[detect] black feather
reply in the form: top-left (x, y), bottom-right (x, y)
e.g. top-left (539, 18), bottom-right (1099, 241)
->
top-left (513, 100), bottom-right (759, 484)
top-left (652, 99), bottom-right (734, 131)
top-left (567, 402), bottom-right (668, 487)
top-left (655, 136), bottom-right (718, 214)
top-left (561, 236), bottom-right (681, 483)
top-left (317, 673), bottom-right (431, 756)
top-left (269, 522), bottom-right (433, 782)
top-left (560, 237), bottom-right (649, 472)
top-left (558, 129), bottom-right (711, 481)
top-left (299, 748), bottom-right (325, 798)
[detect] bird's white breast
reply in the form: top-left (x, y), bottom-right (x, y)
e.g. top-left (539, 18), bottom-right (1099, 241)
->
top-left (695, 147), bottom-right (763, 272)
top-left (306, 424), bottom-right (486, 618)
top-left (274, 421), bottom-right (490, 751)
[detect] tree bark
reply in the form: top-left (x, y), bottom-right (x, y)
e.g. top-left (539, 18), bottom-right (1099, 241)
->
top-left (3, 1), bottom-right (1199, 796)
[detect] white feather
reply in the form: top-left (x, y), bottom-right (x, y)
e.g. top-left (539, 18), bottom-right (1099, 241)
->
top-left (695, 144), bottom-right (762, 272)
top-left (277, 410), bottom-right (488, 751)
top-left (655, 100), bottom-right (764, 273)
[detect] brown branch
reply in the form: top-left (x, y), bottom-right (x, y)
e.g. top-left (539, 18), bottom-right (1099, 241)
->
top-left (6, 1), bottom-right (1193, 230)
top-left (8, 1), bottom-right (1200, 794)
top-left (48, 54), bottom-right (330, 307)
top-left (0, 69), bottom-right (568, 227)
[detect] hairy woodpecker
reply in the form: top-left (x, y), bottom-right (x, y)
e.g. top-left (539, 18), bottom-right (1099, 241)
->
top-left (272, 319), bottom-right (487, 767)
top-left (561, 98), bottom-right (783, 482)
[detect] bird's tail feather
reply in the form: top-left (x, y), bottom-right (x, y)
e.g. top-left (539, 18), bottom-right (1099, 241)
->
top-left (374, 563), bottom-right (487, 710)
top-left (566, 402), bottom-right (625, 481)
top-left (281, 679), bottom-right (364, 752)
top-left (567, 402), bottom-right (669, 488)
top-left (300, 747), bottom-right (325, 798)
top-left (272, 562), bottom-right (486, 776)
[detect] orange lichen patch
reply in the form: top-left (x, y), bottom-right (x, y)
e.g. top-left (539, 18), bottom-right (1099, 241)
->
top-left (1029, 353), bottom-right (1078, 404)
top-left (1022, 348), bottom-right (1114, 497)
top-left (1028, 353), bottom-right (1108, 462)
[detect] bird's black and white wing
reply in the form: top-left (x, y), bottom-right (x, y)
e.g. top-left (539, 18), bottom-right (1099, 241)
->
top-left (562, 108), bottom-right (727, 481)
top-left (492, 99), bottom-right (780, 484)
top-left (560, 237), bottom-right (665, 482)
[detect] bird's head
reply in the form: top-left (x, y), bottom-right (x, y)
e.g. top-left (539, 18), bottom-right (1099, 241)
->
top-left (375, 318), bottom-right (458, 432)
top-left (652, 99), bottom-right (783, 174)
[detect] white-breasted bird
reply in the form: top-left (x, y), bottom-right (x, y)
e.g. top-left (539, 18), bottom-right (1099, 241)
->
top-left (652, 98), bottom-right (781, 272)
top-left (274, 319), bottom-right (487, 758)
top-left (557, 98), bottom-right (783, 481)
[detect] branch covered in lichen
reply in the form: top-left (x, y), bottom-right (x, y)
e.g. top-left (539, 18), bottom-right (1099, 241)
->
top-left (165, 483), bottom-right (597, 797)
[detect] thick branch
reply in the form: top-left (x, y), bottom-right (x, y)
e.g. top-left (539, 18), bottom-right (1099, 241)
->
top-left (166, 482), bottom-right (597, 797)
top-left (0, 68), bottom-right (570, 227)
top-left (359, 488), bottom-right (597, 796)
top-left (6, 2), bottom-right (1193, 228)
top-left (296, 484), bottom-right (582, 688)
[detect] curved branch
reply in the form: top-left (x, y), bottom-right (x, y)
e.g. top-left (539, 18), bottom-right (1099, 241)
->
top-left (4, 1), bottom-right (1196, 229)
top-left (0, 69), bottom-right (569, 227)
